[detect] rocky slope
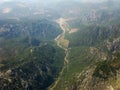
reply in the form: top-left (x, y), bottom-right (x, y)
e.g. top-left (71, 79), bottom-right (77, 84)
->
top-left (0, 19), bottom-right (65, 90)
top-left (53, 1), bottom-right (120, 90)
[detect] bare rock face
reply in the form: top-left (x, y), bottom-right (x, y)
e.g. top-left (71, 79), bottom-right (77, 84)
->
top-left (90, 47), bottom-right (107, 61)
top-left (72, 65), bottom-right (116, 90)
top-left (105, 37), bottom-right (120, 53)
top-left (71, 43), bottom-right (120, 90)
top-left (71, 57), bottom-right (120, 90)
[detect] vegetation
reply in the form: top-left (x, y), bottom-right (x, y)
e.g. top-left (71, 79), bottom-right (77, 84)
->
top-left (54, 1), bottom-right (120, 89)
top-left (66, 23), bottom-right (120, 47)
top-left (93, 60), bottom-right (116, 79)
top-left (1, 0), bottom-right (120, 90)
top-left (0, 19), bottom-right (65, 90)
top-left (0, 44), bottom-right (65, 90)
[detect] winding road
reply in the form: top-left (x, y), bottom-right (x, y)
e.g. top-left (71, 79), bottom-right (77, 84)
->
top-left (49, 18), bottom-right (69, 90)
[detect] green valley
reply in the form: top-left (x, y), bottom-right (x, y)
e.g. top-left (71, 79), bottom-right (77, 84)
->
top-left (0, 0), bottom-right (120, 90)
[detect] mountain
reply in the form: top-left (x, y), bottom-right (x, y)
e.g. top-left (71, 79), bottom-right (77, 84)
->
top-left (50, 1), bottom-right (120, 90)
top-left (0, 0), bottom-right (120, 90)
top-left (0, 19), bottom-right (65, 90)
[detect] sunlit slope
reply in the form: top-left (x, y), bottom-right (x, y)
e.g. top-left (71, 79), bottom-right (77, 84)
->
top-left (53, 1), bottom-right (120, 90)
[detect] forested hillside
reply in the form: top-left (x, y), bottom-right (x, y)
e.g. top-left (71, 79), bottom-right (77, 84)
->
top-left (0, 19), bottom-right (65, 90)
top-left (51, 1), bottom-right (120, 90)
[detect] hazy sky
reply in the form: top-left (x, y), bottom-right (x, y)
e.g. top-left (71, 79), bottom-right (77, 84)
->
top-left (0, 0), bottom-right (109, 3)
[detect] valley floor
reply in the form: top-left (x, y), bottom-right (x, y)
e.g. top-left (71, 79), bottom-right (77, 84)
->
top-left (49, 18), bottom-right (70, 90)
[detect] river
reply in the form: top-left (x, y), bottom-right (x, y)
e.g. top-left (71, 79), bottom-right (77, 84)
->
top-left (49, 18), bottom-right (69, 90)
